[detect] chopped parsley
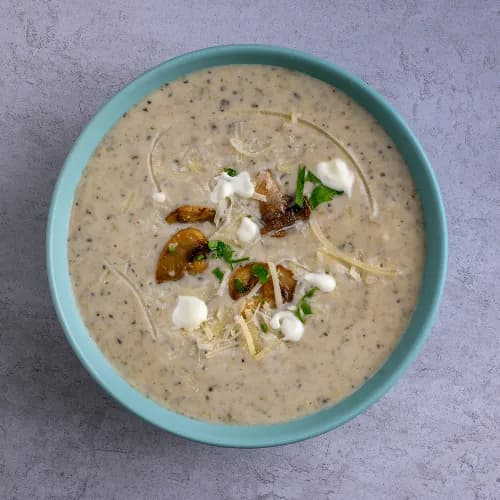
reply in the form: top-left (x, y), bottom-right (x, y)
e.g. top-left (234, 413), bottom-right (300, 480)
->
top-left (294, 164), bottom-right (307, 207)
top-left (194, 253), bottom-right (207, 261)
top-left (208, 240), bottom-right (249, 269)
top-left (167, 244), bottom-right (177, 255)
top-left (251, 264), bottom-right (269, 284)
top-left (260, 322), bottom-right (269, 333)
top-left (309, 184), bottom-right (343, 209)
top-left (212, 267), bottom-right (224, 282)
top-left (306, 170), bottom-right (321, 184)
top-left (223, 167), bottom-right (238, 177)
top-left (294, 165), bottom-right (344, 209)
top-left (295, 287), bottom-right (319, 323)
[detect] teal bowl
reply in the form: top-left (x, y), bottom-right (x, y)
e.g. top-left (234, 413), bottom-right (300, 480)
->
top-left (47, 45), bottom-right (447, 447)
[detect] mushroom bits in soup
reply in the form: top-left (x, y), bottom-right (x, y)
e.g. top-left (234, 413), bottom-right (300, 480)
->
top-left (68, 65), bottom-right (425, 424)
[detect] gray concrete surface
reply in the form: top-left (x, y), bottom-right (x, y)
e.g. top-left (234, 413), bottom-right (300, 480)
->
top-left (1, 1), bottom-right (499, 499)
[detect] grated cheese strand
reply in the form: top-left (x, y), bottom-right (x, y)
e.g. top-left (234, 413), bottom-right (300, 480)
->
top-left (104, 260), bottom-right (159, 340)
top-left (309, 219), bottom-right (400, 277)
top-left (121, 192), bottom-right (135, 213)
top-left (246, 281), bottom-right (262, 301)
top-left (147, 130), bottom-right (167, 194)
top-left (202, 323), bottom-right (215, 341)
top-left (217, 268), bottom-right (231, 296)
top-left (267, 261), bottom-right (284, 309)
top-left (214, 198), bottom-right (228, 227)
top-left (248, 301), bottom-right (262, 328)
top-left (210, 199), bottom-right (234, 240)
top-left (205, 342), bottom-right (237, 358)
top-left (229, 127), bottom-right (271, 157)
top-left (254, 339), bottom-right (283, 361)
top-left (235, 314), bottom-right (256, 355)
top-left (277, 258), bottom-right (312, 272)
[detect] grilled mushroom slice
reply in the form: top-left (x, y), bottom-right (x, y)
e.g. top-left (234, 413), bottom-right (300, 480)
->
top-left (228, 263), bottom-right (260, 300)
top-left (166, 205), bottom-right (216, 224)
top-left (259, 264), bottom-right (297, 307)
top-left (228, 262), bottom-right (297, 307)
top-left (255, 170), bottom-right (287, 219)
top-left (156, 228), bottom-right (209, 283)
top-left (255, 169), bottom-right (311, 236)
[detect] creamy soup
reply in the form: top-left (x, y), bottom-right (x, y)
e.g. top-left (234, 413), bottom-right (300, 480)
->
top-left (68, 65), bottom-right (425, 424)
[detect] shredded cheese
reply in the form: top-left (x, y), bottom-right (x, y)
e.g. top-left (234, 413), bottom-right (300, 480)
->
top-left (210, 199), bottom-right (234, 240)
top-left (147, 130), bottom-right (166, 194)
top-left (202, 323), bottom-right (215, 341)
top-left (205, 342), bottom-right (237, 358)
top-left (348, 266), bottom-right (362, 282)
top-left (214, 198), bottom-right (230, 227)
top-left (277, 160), bottom-right (294, 173)
top-left (309, 219), bottom-right (400, 277)
top-left (277, 258), bottom-right (312, 272)
top-left (229, 126), bottom-right (271, 158)
top-left (248, 301), bottom-right (262, 328)
top-left (197, 340), bottom-right (214, 352)
top-left (246, 281), bottom-right (263, 301)
top-left (267, 261), bottom-right (284, 309)
top-left (229, 137), bottom-right (259, 157)
top-left (235, 314), bottom-right (256, 355)
top-left (104, 260), bottom-right (158, 340)
top-left (121, 192), bottom-right (135, 213)
top-left (217, 268), bottom-right (231, 296)
top-left (254, 339), bottom-right (282, 360)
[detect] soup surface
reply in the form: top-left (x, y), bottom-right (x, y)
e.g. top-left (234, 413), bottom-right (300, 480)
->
top-left (68, 65), bottom-right (425, 424)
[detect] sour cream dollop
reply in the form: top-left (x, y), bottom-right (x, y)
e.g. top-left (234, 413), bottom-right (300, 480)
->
top-left (316, 159), bottom-right (355, 197)
top-left (210, 171), bottom-right (255, 203)
top-left (237, 216), bottom-right (259, 243)
top-left (303, 272), bottom-right (336, 292)
top-left (270, 311), bottom-right (304, 342)
top-left (152, 191), bottom-right (167, 203)
top-left (172, 296), bottom-right (207, 330)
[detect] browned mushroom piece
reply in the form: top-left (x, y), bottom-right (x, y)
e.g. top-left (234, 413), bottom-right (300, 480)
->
top-left (165, 205), bottom-right (216, 224)
top-left (255, 170), bottom-right (287, 213)
top-left (156, 228), bottom-right (210, 283)
top-left (228, 263), bottom-right (260, 300)
top-left (260, 264), bottom-right (297, 307)
top-left (255, 169), bottom-right (311, 236)
top-left (228, 262), bottom-right (297, 307)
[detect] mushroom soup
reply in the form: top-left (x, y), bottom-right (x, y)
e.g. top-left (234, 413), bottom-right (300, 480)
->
top-left (68, 65), bottom-right (425, 424)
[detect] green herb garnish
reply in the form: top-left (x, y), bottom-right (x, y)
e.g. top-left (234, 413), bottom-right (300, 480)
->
top-left (194, 253), bottom-right (207, 261)
top-left (260, 322), bottom-right (269, 333)
top-left (294, 164), bottom-right (307, 207)
top-left (295, 287), bottom-right (319, 323)
top-left (309, 184), bottom-right (343, 209)
top-left (234, 278), bottom-right (246, 294)
top-left (251, 264), bottom-right (269, 284)
top-left (305, 170), bottom-right (322, 184)
top-left (231, 257), bottom-right (250, 265)
top-left (208, 240), bottom-right (249, 269)
top-left (167, 244), bottom-right (177, 255)
top-left (212, 267), bottom-right (224, 282)
top-left (223, 167), bottom-right (238, 177)
top-left (294, 165), bottom-right (344, 209)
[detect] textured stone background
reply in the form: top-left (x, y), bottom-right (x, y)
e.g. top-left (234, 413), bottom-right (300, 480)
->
top-left (1, 1), bottom-right (499, 499)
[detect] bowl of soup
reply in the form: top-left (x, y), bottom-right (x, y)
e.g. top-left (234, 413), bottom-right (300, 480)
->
top-left (47, 45), bottom-right (447, 447)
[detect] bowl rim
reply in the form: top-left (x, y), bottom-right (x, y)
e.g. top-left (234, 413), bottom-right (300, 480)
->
top-left (47, 44), bottom-right (447, 448)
